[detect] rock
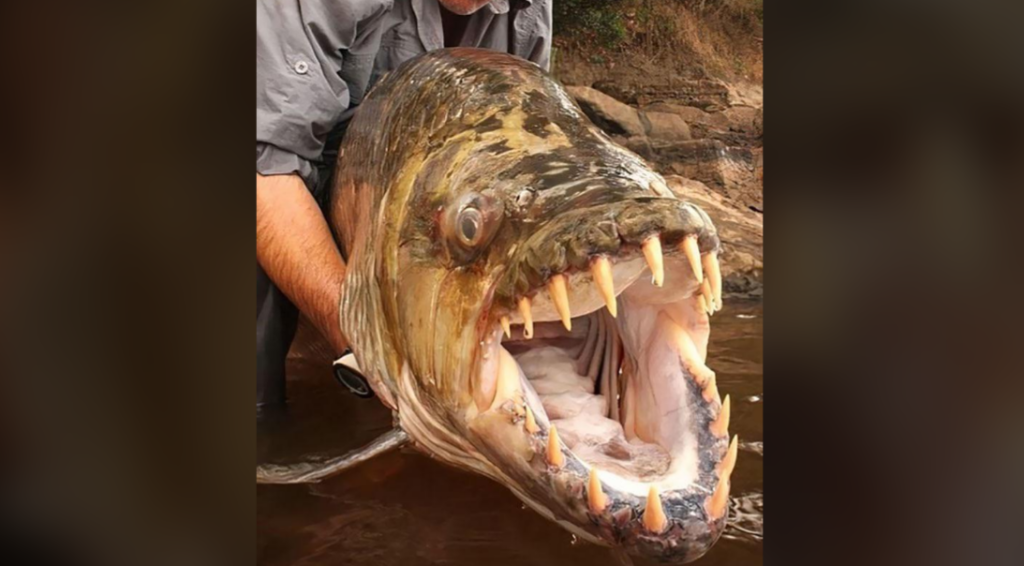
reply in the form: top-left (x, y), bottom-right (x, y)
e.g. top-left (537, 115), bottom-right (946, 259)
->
top-left (643, 102), bottom-right (730, 133)
top-left (620, 135), bottom-right (655, 160)
top-left (593, 76), bottom-right (731, 110)
top-left (722, 106), bottom-right (759, 134)
top-left (665, 175), bottom-right (762, 297)
top-left (565, 86), bottom-right (645, 137)
top-left (647, 140), bottom-right (762, 211)
top-left (726, 82), bottom-right (763, 108)
top-left (642, 111), bottom-right (692, 142)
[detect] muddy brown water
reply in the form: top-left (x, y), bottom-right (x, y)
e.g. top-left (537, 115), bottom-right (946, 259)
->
top-left (257, 301), bottom-right (762, 566)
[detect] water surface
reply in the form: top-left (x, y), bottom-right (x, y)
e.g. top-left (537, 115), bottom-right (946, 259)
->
top-left (257, 301), bottom-right (762, 566)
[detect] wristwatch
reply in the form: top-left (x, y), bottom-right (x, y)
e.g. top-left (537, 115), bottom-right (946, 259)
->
top-left (332, 350), bottom-right (374, 398)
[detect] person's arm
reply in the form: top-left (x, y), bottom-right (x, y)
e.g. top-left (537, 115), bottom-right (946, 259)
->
top-left (256, 173), bottom-right (348, 353)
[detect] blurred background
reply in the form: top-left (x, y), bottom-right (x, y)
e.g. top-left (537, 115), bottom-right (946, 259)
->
top-left (2, 2), bottom-right (1023, 566)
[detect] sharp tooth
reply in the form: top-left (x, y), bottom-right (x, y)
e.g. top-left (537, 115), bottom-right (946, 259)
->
top-left (642, 485), bottom-right (667, 533)
top-left (710, 395), bottom-right (731, 437)
top-left (547, 425), bottom-right (565, 468)
top-left (588, 468), bottom-right (608, 513)
top-left (548, 274), bottom-right (572, 331)
top-left (591, 257), bottom-right (618, 317)
top-left (675, 327), bottom-right (700, 364)
top-left (642, 236), bottom-right (665, 287)
top-left (701, 278), bottom-right (715, 315)
top-left (481, 346), bottom-right (522, 411)
top-left (673, 325), bottom-right (712, 386)
top-left (500, 316), bottom-right (512, 339)
top-left (697, 293), bottom-right (710, 316)
top-left (703, 371), bottom-right (721, 404)
top-left (682, 235), bottom-right (704, 283)
top-left (720, 434), bottom-right (739, 478)
top-left (524, 405), bottom-right (539, 434)
top-left (518, 297), bottom-right (534, 339)
top-left (707, 435), bottom-right (738, 520)
top-left (704, 252), bottom-right (723, 310)
top-left (707, 472), bottom-right (731, 521)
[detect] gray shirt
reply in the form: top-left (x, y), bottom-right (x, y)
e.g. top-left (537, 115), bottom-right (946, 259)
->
top-left (256, 0), bottom-right (552, 190)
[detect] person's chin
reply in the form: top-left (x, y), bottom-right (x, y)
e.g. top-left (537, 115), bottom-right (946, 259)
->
top-left (439, 0), bottom-right (491, 16)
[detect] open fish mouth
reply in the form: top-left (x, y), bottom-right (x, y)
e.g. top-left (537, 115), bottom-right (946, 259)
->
top-left (467, 199), bottom-right (736, 561)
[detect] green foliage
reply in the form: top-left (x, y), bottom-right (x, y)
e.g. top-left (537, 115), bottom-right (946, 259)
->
top-left (553, 0), bottom-right (629, 48)
top-left (553, 0), bottom-right (763, 51)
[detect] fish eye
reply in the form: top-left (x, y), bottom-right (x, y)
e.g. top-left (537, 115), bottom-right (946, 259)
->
top-left (445, 192), bottom-right (504, 263)
top-left (457, 207), bottom-right (482, 246)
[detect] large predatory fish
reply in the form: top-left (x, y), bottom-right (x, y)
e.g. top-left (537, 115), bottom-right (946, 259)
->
top-left (258, 48), bottom-right (737, 563)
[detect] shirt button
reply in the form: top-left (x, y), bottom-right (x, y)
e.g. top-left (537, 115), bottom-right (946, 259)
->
top-left (294, 60), bottom-right (309, 74)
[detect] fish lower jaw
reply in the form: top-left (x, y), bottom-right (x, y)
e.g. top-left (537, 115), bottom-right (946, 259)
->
top-left (466, 251), bottom-right (736, 551)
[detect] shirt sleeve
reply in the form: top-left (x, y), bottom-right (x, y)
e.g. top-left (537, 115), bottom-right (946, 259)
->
top-left (514, 0), bottom-right (553, 71)
top-left (256, 0), bottom-right (392, 187)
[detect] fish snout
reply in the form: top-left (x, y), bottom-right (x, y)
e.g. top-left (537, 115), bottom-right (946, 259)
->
top-left (499, 197), bottom-right (720, 309)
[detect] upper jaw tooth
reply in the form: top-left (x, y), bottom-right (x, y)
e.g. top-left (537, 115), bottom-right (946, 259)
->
top-left (703, 251), bottom-right (723, 310)
top-left (682, 235), bottom-right (703, 283)
top-left (701, 278), bottom-right (716, 316)
top-left (518, 297), bottom-right (534, 339)
top-left (548, 274), bottom-right (572, 331)
top-left (590, 256), bottom-right (617, 317)
top-left (642, 236), bottom-right (665, 287)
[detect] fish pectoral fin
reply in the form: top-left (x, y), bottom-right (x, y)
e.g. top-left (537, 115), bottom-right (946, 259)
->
top-left (256, 427), bottom-right (409, 484)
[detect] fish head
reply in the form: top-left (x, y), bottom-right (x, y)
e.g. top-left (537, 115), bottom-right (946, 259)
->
top-left (337, 48), bottom-right (736, 563)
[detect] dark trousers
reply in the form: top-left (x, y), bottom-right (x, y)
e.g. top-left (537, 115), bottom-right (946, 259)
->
top-left (256, 262), bottom-right (299, 409)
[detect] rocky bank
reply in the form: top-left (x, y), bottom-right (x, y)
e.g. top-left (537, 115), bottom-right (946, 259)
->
top-left (563, 76), bottom-right (763, 298)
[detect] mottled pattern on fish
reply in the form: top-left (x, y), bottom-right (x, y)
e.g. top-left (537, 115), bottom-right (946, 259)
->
top-left (329, 48), bottom-right (731, 562)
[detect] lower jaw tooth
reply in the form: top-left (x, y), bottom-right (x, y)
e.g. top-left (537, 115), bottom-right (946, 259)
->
top-left (588, 468), bottom-right (608, 513)
top-left (547, 425), bottom-right (565, 468)
top-left (720, 434), bottom-right (739, 478)
top-left (710, 394), bottom-right (731, 437)
top-left (707, 474), bottom-right (731, 521)
top-left (643, 485), bottom-right (668, 533)
top-left (708, 435), bottom-right (738, 521)
top-left (524, 405), bottom-right (539, 434)
top-left (703, 371), bottom-right (721, 404)
top-left (475, 346), bottom-right (522, 412)
top-left (671, 320), bottom-right (714, 385)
